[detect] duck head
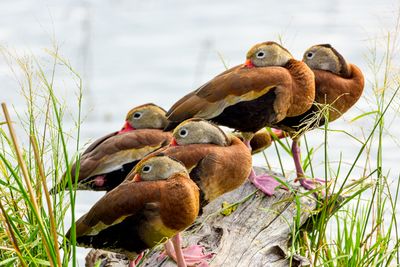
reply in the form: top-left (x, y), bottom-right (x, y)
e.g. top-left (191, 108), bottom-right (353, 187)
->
top-left (303, 44), bottom-right (350, 77)
top-left (244, 41), bottom-right (293, 68)
top-left (120, 103), bottom-right (168, 133)
top-left (170, 119), bottom-right (229, 147)
top-left (133, 155), bottom-right (188, 182)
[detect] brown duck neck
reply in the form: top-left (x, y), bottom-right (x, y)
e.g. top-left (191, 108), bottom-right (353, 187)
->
top-left (160, 176), bottom-right (199, 231)
top-left (284, 59), bottom-right (316, 117)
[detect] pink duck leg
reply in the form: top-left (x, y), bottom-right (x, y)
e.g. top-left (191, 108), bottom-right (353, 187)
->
top-left (245, 129), bottom-right (288, 196)
top-left (245, 141), bottom-right (281, 196)
top-left (291, 138), bottom-right (325, 190)
top-left (163, 233), bottom-right (213, 267)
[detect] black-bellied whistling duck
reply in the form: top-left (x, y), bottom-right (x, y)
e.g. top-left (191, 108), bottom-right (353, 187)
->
top-left (50, 103), bottom-right (172, 193)
top-left (127, 119), bottom-right (251, 266)
top-left (275, 44), bottom-right (364, 190)
top-left (165, 41), bottom-right (315, 195)
top-left (155, 119), bottom-right (252, 206)
top-left (69, 155), bottom-right (200, 267)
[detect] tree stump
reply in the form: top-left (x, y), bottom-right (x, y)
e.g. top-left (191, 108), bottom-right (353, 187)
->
top-left (86, 167), bottom-right (318, 267)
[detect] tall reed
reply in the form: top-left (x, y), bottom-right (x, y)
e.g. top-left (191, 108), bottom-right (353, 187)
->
top-left (0, 45), bottom-right (82, 266)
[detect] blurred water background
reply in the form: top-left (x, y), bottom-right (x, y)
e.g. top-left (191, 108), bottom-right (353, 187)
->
top-left (1, 0), bottom-right (399, 265)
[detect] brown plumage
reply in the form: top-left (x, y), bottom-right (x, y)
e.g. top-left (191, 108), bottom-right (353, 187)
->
top-left (130, 119), bottom-right (252, 207)
top-left (70, 156), bottom-right (199, 260)
top-left (249, 129), bottom-right (275, 154)
top-left (273, 44), bottom-right (364, 191)
top-left (165, 41), bottom-right (315, 134)
top-left (276, 44), bottom-right (365, 134)
top-left (50, 103), bottom-right (172, 193)
top-left (313, 64), bottom-right (364, 121)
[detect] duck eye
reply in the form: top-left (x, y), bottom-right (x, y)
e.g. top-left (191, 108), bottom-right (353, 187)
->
top-left (179, 128), bottom-right (188, 138)
top-left (142, 165), bottom-right (152, 173)
top-left (256, 51), bottom-right (266, 59)
top-left (306, 52), bottom-right (314, 59)
top-left (133, 112), bottom-right (142, 119)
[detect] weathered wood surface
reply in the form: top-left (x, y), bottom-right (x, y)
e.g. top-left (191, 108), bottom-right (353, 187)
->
top-left (86, 167), bottom-right (317, 267)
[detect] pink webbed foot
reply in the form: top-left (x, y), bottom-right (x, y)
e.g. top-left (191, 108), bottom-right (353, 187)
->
top-left (180, 245), bottom-right (213, 266)
top-left (161, 238), bottom-right (213, 267)
top-left (249, 173), bottom-right (281, 196)
top-left (243, 139), bottom-right (284, 196)
top-left (248, 169), bottom-right (284, 196)
top-left (296, 177), bottom-right (325, 190)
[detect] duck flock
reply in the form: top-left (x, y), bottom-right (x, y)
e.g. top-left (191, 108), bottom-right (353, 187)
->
top-left (50, 41), bottom-right (364, 267)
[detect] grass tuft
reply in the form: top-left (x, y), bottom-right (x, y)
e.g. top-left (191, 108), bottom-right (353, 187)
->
top-left (0, 45), bottom-right (82, 266)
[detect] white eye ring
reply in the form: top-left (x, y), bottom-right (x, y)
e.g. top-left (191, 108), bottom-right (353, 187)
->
top-left (256, 51), bottom-right (266, 59)
top-left (142, 165), bottom-right (152, 173)
top-left (179, 128), bottom-right (189, 138)
top-left (133, 112), bottom-right (142, 119)
top-left (306, 52), bottom-right (314, 59)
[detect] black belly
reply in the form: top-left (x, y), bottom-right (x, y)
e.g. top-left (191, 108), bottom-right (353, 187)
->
top-left (76, 215), bottom-right (147, 255)
top-left (211, 89), bottom-right (277, 133)
top-left (276, 104), bottom-right (326, 134)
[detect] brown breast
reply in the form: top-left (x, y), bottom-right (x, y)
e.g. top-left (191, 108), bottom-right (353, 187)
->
top-left (160, 174), bottom-right (200, 230)
top-left (313, 63), bottom-right (364, 122)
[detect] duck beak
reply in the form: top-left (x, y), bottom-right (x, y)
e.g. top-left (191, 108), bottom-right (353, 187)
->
top-left (133, 174), bottom-right (141, 182)
top-left (170, 138), bottom-right (178, 146)
top-left (244, 59), bottom-right (255, 68)
top-left (119, 121), bottom-right (135, 134)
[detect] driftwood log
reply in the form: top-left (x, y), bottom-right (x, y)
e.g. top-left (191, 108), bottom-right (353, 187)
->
top-left (86, 167), bottom-right (319, 267)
